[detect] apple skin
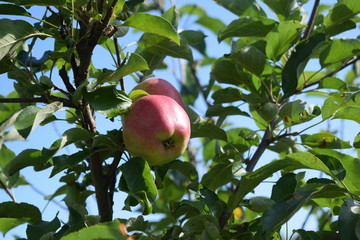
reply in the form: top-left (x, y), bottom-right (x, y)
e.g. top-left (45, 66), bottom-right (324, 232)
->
top-left (122, 95), bottom-right (191, 166)
top-left (133, 78), bottom-right (186, 109)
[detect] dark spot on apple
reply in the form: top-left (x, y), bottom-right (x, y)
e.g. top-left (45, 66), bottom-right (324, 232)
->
top-left (163, 138), bottom-right (175, 149)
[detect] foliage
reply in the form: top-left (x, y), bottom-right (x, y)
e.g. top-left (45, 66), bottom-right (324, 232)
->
top-left (0, 0), bottom-right (359, 239)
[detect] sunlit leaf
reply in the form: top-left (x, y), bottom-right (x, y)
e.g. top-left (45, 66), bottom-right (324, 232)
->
top-left (320, 39), bottom-right (360, 67)
top-left (265, 21), bottom-right (305, 61)
top-left (230, 45), bottom-right (266, 76)
top-left (61, 219), bottom-right (126, 240)
top-left (138, 32), bottom-right (193, 61)
top-left (301, 133), bottom-right (352, 149)
top-left (0, 19), bottom-right (50, 61)
top-left (94, 53), bottom-right (149, 85)
top-left (262, 0), bottom-right (301, 21)
top-left (14, 102), bottom-right (63, 139)
top-left (123, 13), bottom-right (180, 45)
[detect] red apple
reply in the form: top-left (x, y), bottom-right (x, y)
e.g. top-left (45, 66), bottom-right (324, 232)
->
top-left (122, 95), bottom-right (190, 166)
top-left (132, 78), bottom-right (186, 109)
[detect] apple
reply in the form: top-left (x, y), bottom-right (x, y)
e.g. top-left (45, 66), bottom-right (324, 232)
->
top-left (132, 78), bottom-right (186, 109)
top-left (122, 95), bottom-right (191, 166)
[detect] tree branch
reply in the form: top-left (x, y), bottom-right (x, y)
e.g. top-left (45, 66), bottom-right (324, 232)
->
top-left (297, 56), bottom-right (360, 92)
top-left (301, 0), bottom-right (320, 40)
top-left (0, 96), bottom-right (75, 108)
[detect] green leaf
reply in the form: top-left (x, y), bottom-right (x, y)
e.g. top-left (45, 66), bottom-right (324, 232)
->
top-left (206, 104), bottom-right (250, 118)
top-left (271, 173), bottom-right (297, 202)
top-left (320, 39), bottom-right (360, 67)
top-left (282, 34), bottom-right (326, 97)
top-left (301, 133), bottom-right (352, 149)
top-left (51, 150), bottom-right (90, 177)
top-left (61, 219), bottom-right (126, 240)
top-left (0, 91), bottom-right (21, 124)
top-left (0, 202), bottom-right (41, 235)
top-left (191, 122), bottom-right (228, 141)
top-left (228, 152), bottom-right (332, 212)
top-left (0, 0), bottom-right (65, 6)
top-left (231, 45), bottom-right (266, 76)
top-left (318, 77), bottom-right (349, 92)
top-left (201, 163), bottom-right (234, 191)
top-left (180, 30), bottom-right (207, 55)
top-left (265, 21), bottom-right (305, 61)
top-left (213, 0), bottom-right (266, 17)
top-left (262, 191), bottom-right (314, 239)
top-left (26, 215), bottom-right (61, 240)
top-left (5, 149), bottom-right (45, 176)
top-left (138, 32), bottom-right (193, 61)
top-left (94, 53), bottom-right (149, 85)
top-left (322, 92), bottom-right (360, 123)
top-left (0, 4), bottom-right (30, 16)
top-left (0, 19), bottom-right (50, 61)
top-left (339, 198), bottom-right (360, 240)
top-left (14, 102), bottom-right (63, 139)
top-left (84, 85), bottom-right (132, 117)
top-left (169, 160), bottom-right (198, 181)
top-left (211, 58), bottom-right (261, 93)
top-left (293, 230), bottom-right (322, 240)
top-left (218, 17), bottom-right (276, 42)
top-left (278, 100), bottom-right (319, 126)
top-left (246, 197), bottom-right (275, 213)
top-left (122, 13), bottom-right (180, 45)
top-left (182, 215), bottom-right (221, 238)
top-left (211, 88), bottom-right (244, 104)
top-left (324, 0), bottom-right (360, 29)
top-left (262, 0), bottom-right (301, 21)
top-left (310, 148), bottom-right (360, 195)
top-left (120, 157), bottom-right (158, 212)
top-left (354, 133), bottom-right (360, 148)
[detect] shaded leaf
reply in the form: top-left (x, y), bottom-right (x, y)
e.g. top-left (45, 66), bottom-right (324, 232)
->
top-left (201, 163), bottom-right (234, 191)
top-left (230, 45), bottom-right (266, 76)
top-left (0, 0), bottom-right (65, 6)
top-left (218, 17), bottom-right (276, 42)
top-left (213, 0), bottom-right (266, 17)
top-left (26, 215), bottom-right (61, 240)
top-left (120, 157), bottom-right (158, 214)
top-left (0, 202), bottom-right (41, 235)
top-left (138, 32), bottom-right (193, 61)
top-left (191, 122), bottom-right (228, 141)
top-left (270, 173), bottom-right (297, 202)
top-left (0, 4), bottom-right (30, 16)
top-left (282, 33), bottom-right (325, 97)
top-left (278, 100), bottom-right (319, 126)
top-left (84, 85), bottom-right (132, 117)
top-left (5, 149), bottom-right (45, 176)
top-left (339, 198), bottom-right (360, 240)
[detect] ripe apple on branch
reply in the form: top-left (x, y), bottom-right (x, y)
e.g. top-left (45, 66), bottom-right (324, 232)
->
top-left (122, 78), bottom-right (190, 166)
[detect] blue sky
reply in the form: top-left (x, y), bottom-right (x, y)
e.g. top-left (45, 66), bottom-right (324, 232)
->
top-left (1, 0), bottom-right (359, 239)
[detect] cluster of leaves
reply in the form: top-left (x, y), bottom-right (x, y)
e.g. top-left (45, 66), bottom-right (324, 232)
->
top-left (0, 0), bottom-right (360, 239)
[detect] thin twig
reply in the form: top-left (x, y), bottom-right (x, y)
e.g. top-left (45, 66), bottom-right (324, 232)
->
top-left (301, 0), bottom-right (320, 40)
top-left (0, 96), bottom-right (75, 108)
top-left (0, 179), bottom-right (16, 202)
top-left (113, 37), bottom-right (126, 91)
top-left (297, 56), bottom-right (360, 92)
